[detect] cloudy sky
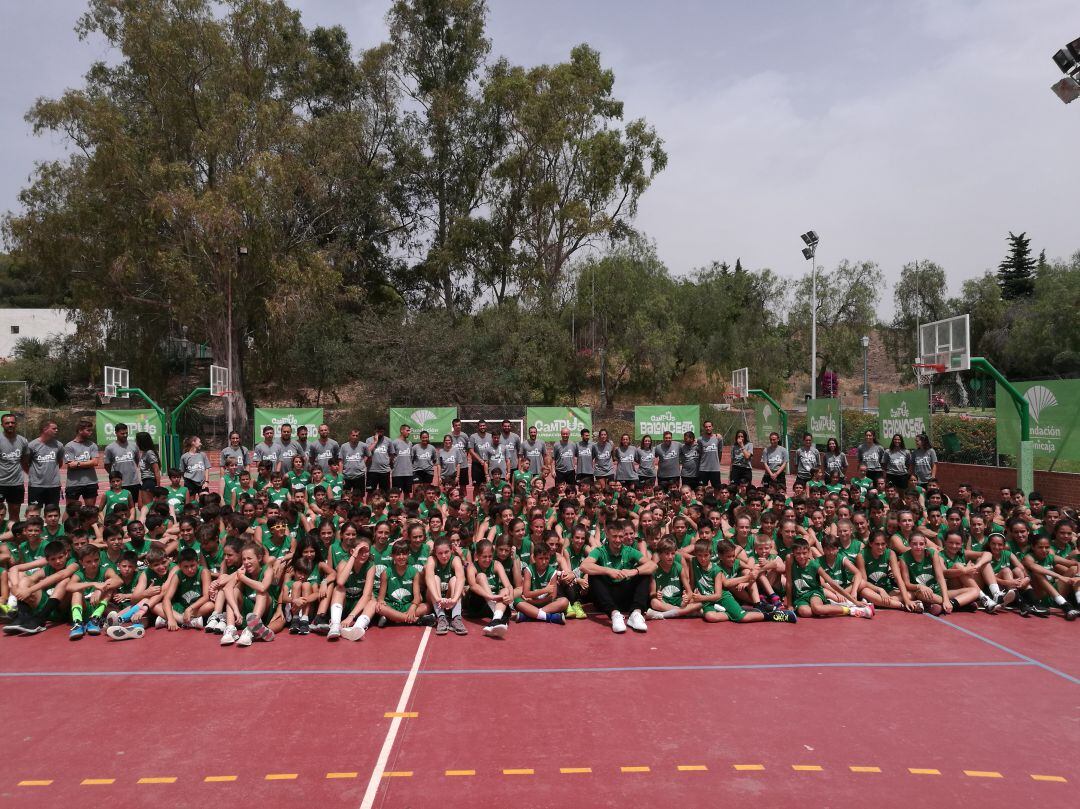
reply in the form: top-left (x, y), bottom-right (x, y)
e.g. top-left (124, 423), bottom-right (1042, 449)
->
top-left (2, 0), bottom-right (1078, 305)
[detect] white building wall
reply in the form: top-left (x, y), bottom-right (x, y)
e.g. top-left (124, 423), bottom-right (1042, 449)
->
top-left (0, 309), bottom-right (77, 358)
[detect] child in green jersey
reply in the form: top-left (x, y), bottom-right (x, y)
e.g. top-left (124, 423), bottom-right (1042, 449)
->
top-left (163, 548), bottom-right (213, 629)
top-left (104, 551), bottom-right (151, 640)
top-left (939, 530), bottom-right (1006, 613)
top-left (219, 543), bottom-right (276, 646)
top-left (690, 538), bottom-right (791, 624)
top-left (856, 531), bottom-right (916, 611)
top-left (980, 532), bottom-right (1024, 610)
top-left (787, 539), bottom-right (873, 619)
top-left (898, 534), bottom-right (968, 616)
top-left (67, 546), bottom-right (122, 639)
top-left (716, 539), bottom-right (762, 609)
top-left (377, 539), bottom-right (433, 627)
top-left (1022, 534), bottom-right (1080, 619)
top-left (206, 538), bottom-right (245, 634)
top-left (326, 535), bottom-right (377, 642)
top-left (467, 539), bottom-right (513, 637)
top-left (646, 537), bottom-right (694, 619)
top-left (750, 534), bottom-right (786, 607)
top-left (819, 537), bottom-right (862, 606)
top-left (514, 535), bottom-right (567, 624)
top-left (424, 536), bottom-right (468, 635)
top-left (138, 548), bottom-right (178, 629)
top-left (3, 539), bottom-right (79, 635)
top-left (99, 472), bottom-right (134, 518)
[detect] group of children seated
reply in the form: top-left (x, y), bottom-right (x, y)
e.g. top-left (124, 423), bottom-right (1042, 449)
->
top-left (2, 467), bottom-right (1078, 647)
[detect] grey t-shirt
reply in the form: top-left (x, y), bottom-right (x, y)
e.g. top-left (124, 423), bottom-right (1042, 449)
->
top-left (391, 439), bottom-right (414, 477)
top-left (341, 441), bottom-right (369, 478)
top-left (637, 446), bottom-right (656, 478)
top-left (28, 438), bottom-right (64, 488)
top-left (553, 441), bottom-right (578, 474)
top-left (411, 443), bottom-right (437, 473)
top-left (763, 444), bottom-right (788, 472)
top-left (468, 432), bottom-right (492, 464)
top-left (498, 432), bottom-right (521, 469)
top-left (481, 442), bottom-right (508, 475)
top-left (697, 435), bottom-right (724, 472)
top-left (273, 440), bottom-right (302, 474)
top-left (795, 447), bottom-right (821, 477)
top-left (591, 441), bottom-right (614, 477)
top-left (181, 451), bottom-right (210, 485)
top-left (731, 442), bottom-right (753, 469)
top-left (520, 439), bottom-right (546, 475)
top-left (654, 442), bottom-right (681, 478)
top-left (436, 447), bottom-right (458, 478)
top-left (0, 434), bottom-right (28, 486)
top-left (576, 440), bottom-right (595, 475)
top-left (63, 439), bottom-right (99, 487)
top-left (139, 448), bottom-right (160, 482)
top-left (912, 448), bottom-right (937, 483)
top-left (614, 446), bottom-right (639, 481)
top-left (678, 443), bottom-right (700, 477)
top-left (253, 441), bottom-right (278, 466)
top-left (857, 443), bottom-right (886, 472)
top-left (448, 432), bottom-right (469, 466)
top-left (220, 445), bottom-right (249, 469)
top-left (886, 449), bottom-right (911, 476)
top-left (308, 438), bottom-right (340, 473)
top-left (824, 451), bottom-right (848, 477)
top-left (104, 441), bottom-right (140, 486)
top-left (367, 437), bottom-right (393, 474)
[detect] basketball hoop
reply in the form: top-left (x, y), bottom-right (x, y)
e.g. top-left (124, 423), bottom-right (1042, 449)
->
top-left (912, 362), bottom-right (944, 387)
top-left (98, 392), bottom-right (112, 406)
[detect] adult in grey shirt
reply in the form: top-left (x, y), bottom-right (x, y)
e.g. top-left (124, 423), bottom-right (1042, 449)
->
top-left (63, 417), bottom-right (99, 506)
top-left (678, 432), bottom-right (700, 487)
top-left (273, 423), bottom-right (303, 475)
top-left (308, 424), bottom-right (340, 473)
top-left (180, 436), bottom-right (211, 493)
top-left (911, 433), bottom-right (938, 485)
top-left (366, 426), bottom-right (394, 494)
top-left (104, 423), bottom-right (141, 500)
top-left (591, 429), bottom-right (615, 483)
top-left (552, 428), bottom-right (578, 486)
top-left (637, 435), bottom-right (657, 485)
top-left (498, 420), bottom-right (522, 470)
top-left (576, 429), bottom-right (595, 479)
top-left (27, 420), bottom-right (64, 507)
top-left (729, 429), bottom-right (754, 487)
top-left (447, 419), bottom-right (470, 486)
top-left (654, 432), bottom-right (681, 485)
top-left (468, 421), bottom-right (492, 484)
top-left (341, 429), bottom-right (370, 492)
top-left (884, 433), bottom-right (912, 489)
top-left (0, 413), bottom-right (29, 508)
top-left (856, 430), bottom-right (886, 475)
top-left (794, 433), bottom-right (822, 483)
top-left (436, 435), bottom-right (459, 485)
top-left (481, 433), bottom-right (508, 478)
top-left (761, 431), bottom-right (788, 491)
top-left (410, 432), bottom-right (437, 483)
top-left (520, 426), bottom-right (547, 477)
top-left (220, 431), bottom-right (250, 473)
top-left (696, 421), bottom-right (725, 489)
top-left (823, 437), bottom-right (848, 481)
top-left (253, 426), bottom-right (278, 468)
top-left (613, 435), bottom-right (640, 484)
top-left (390, 425), bottom-right (414, 491)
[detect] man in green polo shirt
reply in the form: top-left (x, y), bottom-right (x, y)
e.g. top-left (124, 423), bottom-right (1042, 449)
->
top-left (580, 518), bottom-right (656, 634)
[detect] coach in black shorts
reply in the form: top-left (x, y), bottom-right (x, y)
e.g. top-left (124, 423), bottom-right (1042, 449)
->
top-left (0, 413), bottom-right (28, 510)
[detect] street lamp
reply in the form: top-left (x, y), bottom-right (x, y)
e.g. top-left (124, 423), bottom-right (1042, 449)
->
top-left (801, 231), bottom-right (819, 399)
top-left (861, 334), bottom-right (870, 412)
top-left (1051, 37), bottom-right (1080, 104)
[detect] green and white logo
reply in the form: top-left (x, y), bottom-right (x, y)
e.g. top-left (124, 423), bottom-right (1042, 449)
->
top-left (878, 391), bottom-right (929, 449)
top-left (997, 380), bottom-right (1080, 466)
top-left (389, 407), bottom-right (457, 441)
top-left (1024, 385), bottom-right (1058, 424)
top-left (526, 407), bottom-right (592, 443)
top-left (634, 405), bottom-right (700, 440)
top-left (807, 399), bottom-right (840, 441)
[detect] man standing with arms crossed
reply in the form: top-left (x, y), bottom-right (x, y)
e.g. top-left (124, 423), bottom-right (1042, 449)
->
top-left (552, 427), bottom-right (578, 488)
top-left (447, 418), bottom-right (470, 489)
top-left (27, 419), bottom-right (65, 508)
top-left (104, 423), bottom-right (140, 505)
top-left (468, 420), bottom-right (492, 490)
top-left (0, 413), bottom-right (28, 515)
top-left (520, 425), bottom-right (548, 483)
top-left (498, 420), bottom-right (521, 472)
top-left (273, 423), bottom-right (302, 475)
top-left (341, 429), bottom-right (368, 497)
top-left (655, 431), bottom-right (681, 492)
top-left (308, 423), bottom-right (340, 474)
top-left (63, 418), bottom-right (99, 508)
top-left (697, 420), bottom-right (725, 491)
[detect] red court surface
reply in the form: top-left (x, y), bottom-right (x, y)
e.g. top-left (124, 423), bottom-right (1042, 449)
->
top-left (2, 610), bottom-right (1077, 809)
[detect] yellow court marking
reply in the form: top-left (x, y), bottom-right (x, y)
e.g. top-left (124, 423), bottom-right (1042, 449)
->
top-left (1031, 774), bottom-right (1067, 782)
top-left (204, 776), bottom-right (238, 782)
top-left (81, 779), bottom-right (116, 785)
top-left (621, 766), bottom-right (651, 773)
top-left (503, 769), bottom-right (534, 775)
top-left (265, 773), bottom-right (298, 780)
top-left (560, 768), bottom-right (592, 774)
top-left (384, 712), bottom-right (419, 718)
top-left (445, 770), bottom-right (475, 776)
top-left (964, 771), bottom-right (1003, 779)
top-left (327, 772), bottom-right (359, 779)
top-left (734, 764), bottom-right (765, 771)
top-left (18, 780), bottom-right (53, 787)
top-left (909, 768), bottom-right (940, 776)
top-left (850, 766), bottom-right (882, 773)
top-left (137, 777), bottom-right (177, 784)
top-left (380, 772), bottom-right (412, 778)
top-left (792, 765), bottom-right (824, 772)
top-left (677, 765), bottom-right (708, 771)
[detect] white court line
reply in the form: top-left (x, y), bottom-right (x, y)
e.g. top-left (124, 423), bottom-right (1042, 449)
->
top-left (359, 626), bottom-right (431, 809)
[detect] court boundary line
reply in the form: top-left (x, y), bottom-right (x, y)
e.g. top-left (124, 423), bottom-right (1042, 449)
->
top-left (358, 626), bottom-right (430, 809)
top-left (924, 615), bottom-right (1080, 686)
top-left (0, 660), bottom-right (1034, 679)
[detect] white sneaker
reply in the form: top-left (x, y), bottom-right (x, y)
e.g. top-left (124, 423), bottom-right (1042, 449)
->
top-left (610, 611), bottom-right (627, 634)
top-left (237, 628), bottom-right (253, 647)
top-left (854, 604), bottom-right (874, 619)
top-left (327, 623), bottom-right (341, 641)
top-left (627, 610), bottom-right (648, 632)
top-left (220, 625), bottom-right (238, 646)
top-left (341, 624), bottom-right (366, 642)
top-left (190, 617), bottom-right (204, 630)
top-left (484, 621), bottom-right (508, 638)
top-left (205, 614), bottom-right (221, 633)
top-left (155, 616), bottom-right (166, 629)
top-left (645, 608), bottom-right (665, 620)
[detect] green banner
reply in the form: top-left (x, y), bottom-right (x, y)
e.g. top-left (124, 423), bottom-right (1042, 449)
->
top-left (996, 380), bottom-right (1080, 468)
top-left (253, 408), bottom-right (324, 440)
top-left (390, 407), bottom-right (458, 442)
top-left (878, 391), bottom-right (930, 449)
top-left (634, 405), bottom-right (700, 440)
top-left (807, 398), bottom-right (841, 443)
top-left (96, 409), bottom-right (165, 445)
top-left (526, 407), bottom-right (592, 443)
top-left (755, 400), bottom-right (782, 444)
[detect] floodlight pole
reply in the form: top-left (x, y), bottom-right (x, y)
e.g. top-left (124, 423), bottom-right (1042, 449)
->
top-left (970, 357), bottom-right (1031, 492)
top-left (810, 255), bottom-right (817, 400)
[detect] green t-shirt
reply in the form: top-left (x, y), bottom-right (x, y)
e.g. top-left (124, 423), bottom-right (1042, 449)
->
top-left (525, 560), bottom-right (557, 591)
top-left (653, 559), bottom-right (683, 606)
top-left (901, 549), bottom-right (938, 590)
top-left (384, 564), bottom-right (416, 609)
top-left (690, 559), bottom-right (720, 595)
top-left (861, 546), bottom-right (894, 588)
top-left (103, 488), bottom-right (133, 517)
top-left (791, 557), bottom-right (823, 598)
top-left (173, 566), bottom-right (205, 607)
top-left (588, 543), bottom-right (643, 571)
top-left (822, 554), bottom-right (851, 587)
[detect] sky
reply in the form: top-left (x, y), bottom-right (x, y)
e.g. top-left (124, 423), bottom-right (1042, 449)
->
top-left (1, 0), bottom-right (1078, 308)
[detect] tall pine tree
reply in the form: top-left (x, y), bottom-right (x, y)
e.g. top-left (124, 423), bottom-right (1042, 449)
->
top-left (997, 231), bottom-right (1036, 300)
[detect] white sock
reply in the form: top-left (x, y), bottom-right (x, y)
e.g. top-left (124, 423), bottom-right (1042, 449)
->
top-left (989, 583), bottom-right (1002, 597)
top-left (358, 615), bottom-right (370, 630)
top-left (329, 604), bottom-right (342, 625)
top-left (537, 609), bottom-right (547, 620)
top-left (6, 595), bottom-right (15, 609)
top-left (1053, 595), bottom-right (1067, 606)
top-left (491, 606), bottom-right (505, 620)
top-left (662, 608), bottom-right (679, 618)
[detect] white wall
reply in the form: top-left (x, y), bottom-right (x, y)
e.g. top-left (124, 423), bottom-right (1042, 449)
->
top-left (0, 309), bottom-right (76, 358)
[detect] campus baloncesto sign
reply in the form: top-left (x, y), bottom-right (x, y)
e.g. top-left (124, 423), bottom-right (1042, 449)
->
top-left (878, 391), bottom-right (930, 449)
top-left (634, 406), bottom-right (700, 440)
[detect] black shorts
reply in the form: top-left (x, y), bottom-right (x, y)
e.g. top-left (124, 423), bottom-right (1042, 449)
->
top-left (456, 468), bottom-right (469, 488)
top-left (343, 476), bottom-right (366, 494)
top-left (657, 476), bottom-right (680, 491)
top-left (413, 470), bottom-right (434, 485)
top-left (183, 479), bottom-right (205, 495)
top-left (0, 483), bottom-right (25, 506)
top-left (698, 471), bottom-right (723, 489)
top-left (471, 462), bottom-right (486, 485)
top-left (367, 472), bottom-right (390, 493)
top-left (730, 466), bottom-right (752, 486)
top-left (554, 470), bottom-right (576, 488)
top-left (576, 473), bottom-right (594, 484)
top-left (886, 473), bottom-right (910, 491)
top-left (27, 485), bottom-right (61, 507)
top-left (391, 474), bottom-right (414, 492)
top-left (124, 484), bottom-right (143, 502)
top-left (65, 483), bottom-right (98, 502)
top-left (766, 471), bottom-right (786, 491)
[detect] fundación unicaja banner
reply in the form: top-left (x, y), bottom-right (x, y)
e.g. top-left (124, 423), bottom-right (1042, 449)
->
top-left (755, 400), bottom-right (782, 444)
top-left (996, 380), bottom-right (1080, 467)
top-left (253, 408), bottom-right (324, 440)
top-left (96, 409), bottom-right (165, 445)
top-left (634, 405), bottom-right (700, 440)
top-left (526, 407), bottom-right (592, 443)
top-left (389, 407), bottom-right (458, 441)
top-left (878, 391), bottom-right (930, 449)
top-left (807, 398), bottom-right (841, 444)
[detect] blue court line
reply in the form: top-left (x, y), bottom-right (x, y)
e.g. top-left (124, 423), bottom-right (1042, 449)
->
top-left (926, 614), bottom-right (1080, 687)
top-left (0, 660), bottom-right (1034, 678)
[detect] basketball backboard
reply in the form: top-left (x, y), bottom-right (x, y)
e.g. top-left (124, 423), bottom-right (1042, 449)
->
top-left (103, 366), bottom-right (130, 398)
top-left (210, 364), bottom-right (231, 397)
top-left (918, 315), bottom-right (970, 372)
top-left (731, 367), bottom-right (749, 400)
